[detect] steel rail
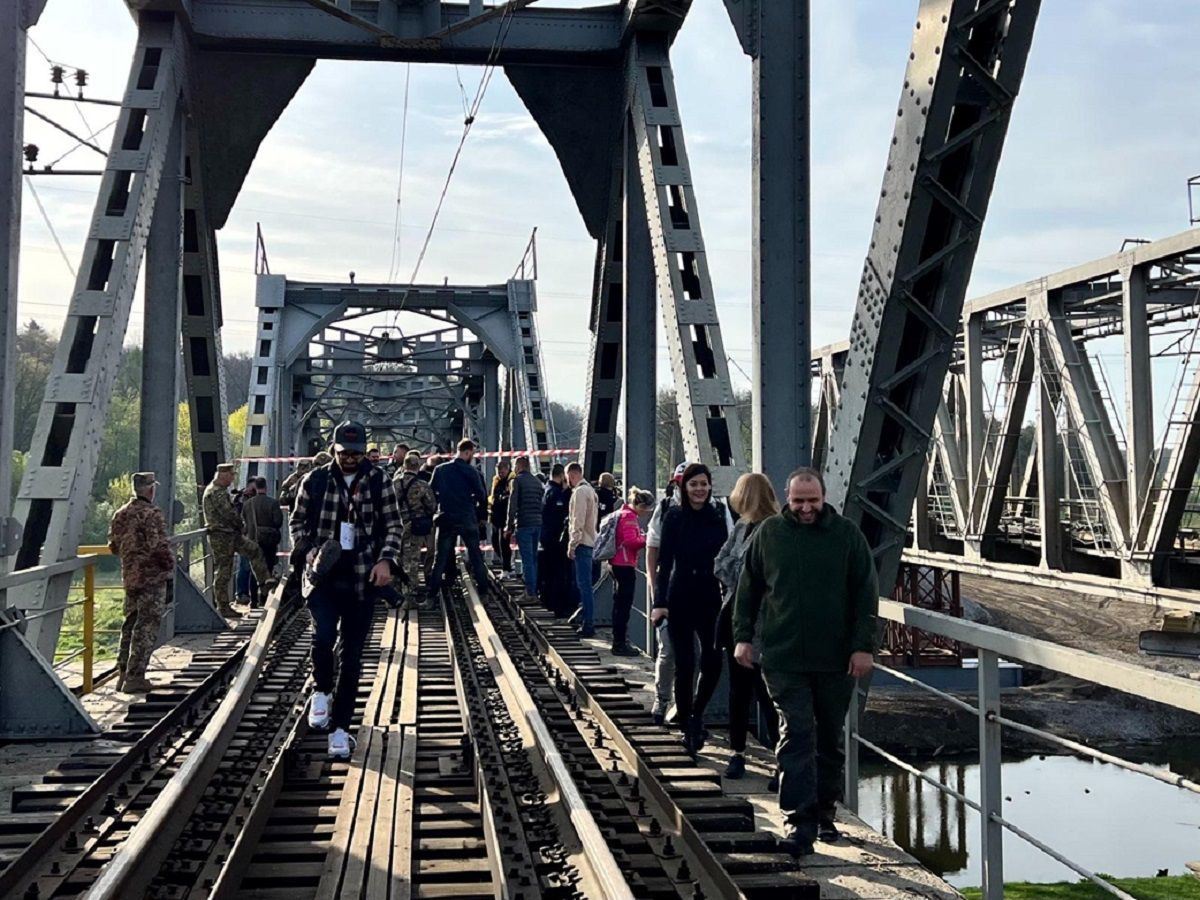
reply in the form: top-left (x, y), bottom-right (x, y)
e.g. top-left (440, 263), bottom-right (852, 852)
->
top-left (493, 576), bottom-right (749, 900)
top-left (82, 583), bottom-right (289, 900)
top-left (0, 641), bottom-right (249, 898)
top-left (461, 573), bottom-right (635, 900)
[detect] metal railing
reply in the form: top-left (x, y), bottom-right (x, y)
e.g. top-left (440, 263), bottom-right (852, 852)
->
top-left (846, 598), bottom-right (1200, 900)
top-left (0, 529), bottom-right (211, 696)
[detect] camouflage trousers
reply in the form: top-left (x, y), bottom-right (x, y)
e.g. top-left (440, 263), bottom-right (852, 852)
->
top-left (211, 532), bottom-right (271, 605)
top-left (401, 529), bottom-right (434, 592)
top-left (118, 581), bottom-right (167, 679)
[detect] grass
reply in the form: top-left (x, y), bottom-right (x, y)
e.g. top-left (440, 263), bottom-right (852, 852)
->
top-left (961, 875), bottom-right (1200, 899)
top-left (56, 581), bottom-right (125, 663)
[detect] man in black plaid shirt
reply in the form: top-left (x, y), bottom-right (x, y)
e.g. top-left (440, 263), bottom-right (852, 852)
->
top-left (290, 421), bottom-right (404, 759)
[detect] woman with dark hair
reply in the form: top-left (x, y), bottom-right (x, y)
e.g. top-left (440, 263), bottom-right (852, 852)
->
top-left (489, 458), bottom-right (513, 572)
top-left (650, 462), bottom-right (730, 754)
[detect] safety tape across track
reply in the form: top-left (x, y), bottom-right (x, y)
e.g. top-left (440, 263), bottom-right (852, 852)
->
top-left (237, 448), bottom-right (580, 463)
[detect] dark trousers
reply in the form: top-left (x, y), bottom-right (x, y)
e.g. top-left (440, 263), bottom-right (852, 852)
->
top-left (307, 575), bottom-right (374, 730)
top-left (727, 657), bottom-right (779, 754)
top-left (429, 518), bottom-right (489, 594)
top-left (762, 669), bottom-right (854, 843)
top-left (611, 565), bottom-right (636, 646)
top-left (491, 524), bottom-right (512, 571)
top-left (666, 596), bottom-right (722, 726)
top-left (539, 542), bottom-right (575, 616)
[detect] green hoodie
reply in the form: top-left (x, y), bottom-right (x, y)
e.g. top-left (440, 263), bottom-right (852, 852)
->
top-left (732, 504), bottom-right (878, 674)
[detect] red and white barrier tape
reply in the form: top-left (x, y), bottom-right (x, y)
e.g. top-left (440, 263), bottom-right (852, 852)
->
top-left (237, 448), bottom-right (580, 464)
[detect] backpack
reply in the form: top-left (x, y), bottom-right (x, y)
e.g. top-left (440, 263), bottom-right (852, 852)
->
top-left (593, 509), bottom-right (623, 563)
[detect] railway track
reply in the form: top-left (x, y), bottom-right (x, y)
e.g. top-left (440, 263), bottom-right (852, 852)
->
top-left (3, 564), bottom-right (820, 900)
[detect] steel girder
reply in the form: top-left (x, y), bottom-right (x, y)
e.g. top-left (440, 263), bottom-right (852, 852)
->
top-left (580, 145), bottom-right (627, 480)
top-left (11, 14), bottom-right (186, 660)
top-left (824, 0), bottom-right (1040, 593)
top-left (815, 228), bottom-right (1200, 592)
top-left (628, 34), bottom-right (747, 492)
top-left (240, 274), bottom-right (547, 484)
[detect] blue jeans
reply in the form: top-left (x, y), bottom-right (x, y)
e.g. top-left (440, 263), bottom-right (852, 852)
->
top-left (515, 526), bottom-right (540, 594)
top-left (236, 554), bottom-right (251, 598)
top-left (573, 545), bottom-right (595, 627)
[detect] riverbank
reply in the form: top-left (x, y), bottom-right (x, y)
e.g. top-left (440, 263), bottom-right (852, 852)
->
top-left (961, 875), bottom-right (1200, 899)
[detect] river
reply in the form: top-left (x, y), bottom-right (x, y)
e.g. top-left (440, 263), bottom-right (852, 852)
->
top-left (856, 742), bottom-right (1200, 888)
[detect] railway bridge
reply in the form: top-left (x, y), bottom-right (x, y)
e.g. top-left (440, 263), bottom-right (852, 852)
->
top-left (3, 2), bottom-right (1200, 898)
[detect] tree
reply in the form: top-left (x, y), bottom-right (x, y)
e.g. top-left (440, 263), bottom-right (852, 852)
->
top-left (223, 353), bottom-right (253, 413)
top-left (13, 320), bottom-right (56, 452)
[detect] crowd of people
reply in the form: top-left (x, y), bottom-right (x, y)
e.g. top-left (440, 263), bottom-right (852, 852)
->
top-left (108, 419), bottom-right (879, 854)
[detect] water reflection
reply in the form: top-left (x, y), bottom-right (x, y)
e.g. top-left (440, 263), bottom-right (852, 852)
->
top-left (858, 748), bottom-right (1200, 888)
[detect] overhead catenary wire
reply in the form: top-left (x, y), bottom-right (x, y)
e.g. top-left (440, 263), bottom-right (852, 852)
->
top-left (24, 175), bottom-right (76, 278)
top-left (385, 63), bottom-right (413, 284)
top-left (391, 1), bottom-right (520, 331)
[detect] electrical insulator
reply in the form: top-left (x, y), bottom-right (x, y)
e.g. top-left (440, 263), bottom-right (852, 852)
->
top-left (74, 69), bottom-right (88, 96)
top-left (50, 65), bottom-right (65, 96)
top-left (23, 144), bottom-right (39, 166)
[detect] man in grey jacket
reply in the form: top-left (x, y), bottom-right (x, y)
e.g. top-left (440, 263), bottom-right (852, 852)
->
top-left (505, 455), bottom-right (544, 598)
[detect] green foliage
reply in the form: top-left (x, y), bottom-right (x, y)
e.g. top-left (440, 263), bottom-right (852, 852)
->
top-left (10, 449), bottom-right (26, 507)
top-left (228, 404), bottom-right (248, 463)
top-left (13, 320), bottom-right (56, 452)
top-left (961, 876), bottom-right (1200, 900)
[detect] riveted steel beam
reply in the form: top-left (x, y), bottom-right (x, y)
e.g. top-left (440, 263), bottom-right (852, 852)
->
top-left (824, 0), bottom-right (1040, 592)
top-left (628, 34), bottom-right (747, 492)
top-left (12, 14), bottom-right (186, 660)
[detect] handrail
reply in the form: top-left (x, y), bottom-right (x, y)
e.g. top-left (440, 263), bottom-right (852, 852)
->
top-left (877, 597), bottom-right (1200, 714)
top-left (850, 595), bottom-right (1200, 899)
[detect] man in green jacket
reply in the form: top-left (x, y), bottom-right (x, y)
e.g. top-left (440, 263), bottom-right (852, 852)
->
top-left (733, 466), bottom-right (878, 857)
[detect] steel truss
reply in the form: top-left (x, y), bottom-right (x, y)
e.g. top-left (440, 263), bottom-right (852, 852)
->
top-left (816, 229), bottom-right (1200, 598)
top-left (825, 0), bottom-right (1041, 596)
top-left (239, 275), bottom-right (555, 489)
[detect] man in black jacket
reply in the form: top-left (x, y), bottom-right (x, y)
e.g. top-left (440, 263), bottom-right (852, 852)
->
top-left (427, 438), bottom-right (490, 596)
top-left (539, 464), bottom-right (574, 616)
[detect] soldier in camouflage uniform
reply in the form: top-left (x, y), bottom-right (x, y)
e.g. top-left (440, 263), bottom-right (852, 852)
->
top-left (394, 452), bottom-right (436, 605)
top-left (204, 463), bottom-right (275, 617)
top-left (279, 452), bottom-right (332, 511)
top-left (108, 472), bottom-right (175, 694)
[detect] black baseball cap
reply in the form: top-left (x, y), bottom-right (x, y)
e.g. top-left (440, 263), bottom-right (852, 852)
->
top-left (332, 421), bottom-right (368, 453)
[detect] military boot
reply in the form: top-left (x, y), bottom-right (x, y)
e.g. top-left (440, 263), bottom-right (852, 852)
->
top-left (122, 675), bottom-right (153, 694)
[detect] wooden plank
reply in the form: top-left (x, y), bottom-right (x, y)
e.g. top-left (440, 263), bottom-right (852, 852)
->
top-left (398, 609), bottom-right (420, 725)
top-left (364, 728), bottom-right (402, 900)
top-left (378, 608), bottom-right (403, 726)
top-left (340, 726), bottom-right (387, 897)
top-left (391, 725), bottom-right (418, 900)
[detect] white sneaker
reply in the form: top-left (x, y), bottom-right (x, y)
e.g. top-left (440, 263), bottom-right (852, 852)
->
top-left (327, 727), bottom-right (355, 759)
top-left (308, 691), bottom-right (331, 730)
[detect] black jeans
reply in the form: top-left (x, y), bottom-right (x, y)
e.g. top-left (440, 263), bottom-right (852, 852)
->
top-left (728, 657), bottom-right (779, 754)
top-left (611, 564), bottom-right (636, 646)
top-left (491, 523), bottom-right (512, 571)
top-left (307, 573), bottom-right (374, 730)
top-left (429, 518), bottom-right (489, 594)
top-left (539, 541), bottom-right (576, 617)
top-left (666, 589), bottom-right (722, 726)
top-left (762, 669), bottom-right (855, 843)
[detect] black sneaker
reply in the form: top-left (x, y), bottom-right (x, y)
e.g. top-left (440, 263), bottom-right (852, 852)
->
top-left (577, 624), bottom-right (596, 638)
top-left (724, 753), bottom-right (746, 779)
top-left (684, 718), bottom-right (706, 755)
top-left (818, 817), bottom-right (841, 843)
top-left (610, 642), bottom-right (639, 657)
top-left (778, 827), bottom-right (814, 858)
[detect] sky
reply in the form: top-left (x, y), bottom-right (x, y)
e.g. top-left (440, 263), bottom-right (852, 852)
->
top-left (17, 1), bottom-right (1200, 410)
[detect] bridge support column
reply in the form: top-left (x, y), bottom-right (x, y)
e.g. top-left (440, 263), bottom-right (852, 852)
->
top-left (750, 0), bottom-right (812, 491)
top-left (141, 110), bottom-right (185, 523)
top-left (622, 124), bottom-right (657, 496)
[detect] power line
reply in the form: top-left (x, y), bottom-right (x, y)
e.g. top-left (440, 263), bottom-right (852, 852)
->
top-left (24, 175), bottom-right (75, 277)
top-left (386, 64), bottom-right (413, 283)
